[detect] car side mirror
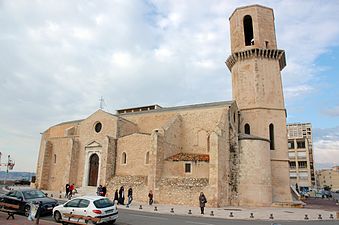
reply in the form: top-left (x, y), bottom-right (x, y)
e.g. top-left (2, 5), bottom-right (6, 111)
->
top-left (18, 197), bottom-right (23, 201)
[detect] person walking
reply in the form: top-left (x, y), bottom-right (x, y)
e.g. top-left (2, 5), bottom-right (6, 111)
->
top-left (114, 189), bottom-right (119, 203)
top-left (69, 183), bottom-right (75, 199)
top-left (65, 183), bottom-right (70, 198)
top-left (97, 185), bottom-right (103, 196)
top-left (102, 186), bottom-right (107, 197)
top-left (126, 187), bottom-right (133, 208)
top-left (148, 190), bottom-right (153, 205)
top-left (118, 186), bottom-right (125, 205)
top-left (199, 192), bottom-right (207, 214)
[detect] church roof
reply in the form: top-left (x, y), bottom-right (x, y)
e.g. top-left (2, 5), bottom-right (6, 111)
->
top-left (117, 100), bottom-right (234, 116)
top-left (166, 153), bottom-right (209, 162)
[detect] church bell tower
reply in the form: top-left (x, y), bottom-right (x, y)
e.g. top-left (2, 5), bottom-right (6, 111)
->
top-left (226, 5), bottom-right (292, 205)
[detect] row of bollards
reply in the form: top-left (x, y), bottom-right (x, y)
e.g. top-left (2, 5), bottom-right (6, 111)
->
top-left (136, 205), bottom-right (335, 220)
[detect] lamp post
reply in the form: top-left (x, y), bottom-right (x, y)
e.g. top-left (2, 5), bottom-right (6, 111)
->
top-left (0, 152), bottom-right (15, 185)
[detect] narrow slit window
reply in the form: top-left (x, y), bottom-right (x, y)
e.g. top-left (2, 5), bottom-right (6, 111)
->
top-left (269, 123), bottom-right (275, 150)
top-left (243, 15), bottom-right (254, 46)
top-left (145, 151), bottom-right (150, 164)
top-left (54, 154), bottom-right (56, 164)
top-left (244, 123), bottom-right (251, 134)
top-left (122, 152), bottom-right (127, 164)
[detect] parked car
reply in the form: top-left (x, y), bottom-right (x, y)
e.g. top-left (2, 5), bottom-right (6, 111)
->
top-left (53, 196), bottom-right (118, 224)
top-left (14, 179), bottom-right (31, 185)
top-left (0, 189), bottom-right (58, 216)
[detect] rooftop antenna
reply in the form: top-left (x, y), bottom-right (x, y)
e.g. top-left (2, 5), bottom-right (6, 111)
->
top-left (99, 96), bottom-right (105, 110)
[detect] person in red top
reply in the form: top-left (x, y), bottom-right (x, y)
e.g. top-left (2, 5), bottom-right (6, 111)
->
top-left (69, 183), bottom-right (75, 199)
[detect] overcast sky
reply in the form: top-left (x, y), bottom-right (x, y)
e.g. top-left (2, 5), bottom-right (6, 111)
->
top-left (0, 0), bottom-right (338, 172)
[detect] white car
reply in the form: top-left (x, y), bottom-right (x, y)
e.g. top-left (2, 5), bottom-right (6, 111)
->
top-left (53, 196), bottom-right (118, 224)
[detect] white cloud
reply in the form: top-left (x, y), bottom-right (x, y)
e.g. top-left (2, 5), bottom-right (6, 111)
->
top-left (284, 85), bottom-right (314, 99)
top-left (323, 106), bottom-right (339, 117)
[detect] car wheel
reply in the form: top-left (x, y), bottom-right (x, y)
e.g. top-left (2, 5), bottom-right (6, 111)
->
top-left (107, 219), bottom-right (116, 224)
top-left (54, 211), bottom-right (62, 223)
top-left (24, 205), bottom-right (30, 217)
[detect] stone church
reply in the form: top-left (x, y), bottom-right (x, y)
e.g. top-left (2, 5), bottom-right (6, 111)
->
top-left (35, 4), bottom-right (292, 207)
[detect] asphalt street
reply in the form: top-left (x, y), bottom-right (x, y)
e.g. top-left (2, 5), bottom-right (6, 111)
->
top-left (37, 208), bottom-right (337, 225)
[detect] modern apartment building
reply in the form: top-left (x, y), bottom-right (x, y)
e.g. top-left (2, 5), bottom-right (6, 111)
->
top-left (316, 166), bottom-right (339, 191)
top-left (287, 123), bottom-right (315, 192)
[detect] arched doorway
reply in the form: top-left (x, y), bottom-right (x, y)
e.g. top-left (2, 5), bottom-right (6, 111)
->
top-left (88, 153), bottom-right (99, 186)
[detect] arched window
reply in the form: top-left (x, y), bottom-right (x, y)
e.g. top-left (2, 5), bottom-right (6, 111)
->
top-left (145, 151), bottom-right (150, 164)
top-left (244, 123), bottom-right (251, 135)
top-left (269, 123), bottom-right (275, 150)
top-left (243, 15), bottom-right (254, 46)
top-left (121, 152), bottom-right (127, 164)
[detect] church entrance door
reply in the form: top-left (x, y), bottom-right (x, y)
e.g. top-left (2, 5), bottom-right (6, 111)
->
top-left (88, 153), bottom-right (99, 186)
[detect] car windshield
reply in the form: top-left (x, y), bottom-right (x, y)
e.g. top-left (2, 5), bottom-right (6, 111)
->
top-left (93, 198), bottom-right (114, 208)
top-left (22, 190), bottom-right (46, 199)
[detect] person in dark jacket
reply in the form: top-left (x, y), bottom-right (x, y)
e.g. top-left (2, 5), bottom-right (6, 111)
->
top-left (65, 183), bottom-right (70, 198)
top-left (118, 186), bottom-right (125, 205)
top-left (102, 186), bottom-right (107, 197)
top-left (114, 189), bottom-right (119, 203)
top-left (148, 190), bottom-right (153, 205)
top-left (126, 187), bottom-right (133, 208)
top-left (199, 192), bottom-right (207, 214)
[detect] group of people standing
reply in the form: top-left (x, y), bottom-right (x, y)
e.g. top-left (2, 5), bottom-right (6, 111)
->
top-left (96, 185), bottom-right (107, 196)
top-left (113, 186), bottom-right (133, 207)
top-left (65, 183), bottom-right (75, 199)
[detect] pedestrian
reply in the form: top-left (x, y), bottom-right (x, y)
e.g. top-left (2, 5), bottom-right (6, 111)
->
top-left (27, 201), bottom-right (38, 221)
top-left (102, 186), bottom-right (107, 197)
top-left (199, 192), bottom-right (207, 214)
top-left (35, 201), bottom-right (42, 225)
top-left (114, 189), bottom-right (119, 203)
top-left (65, 183), bottom-right (70, 198)
top-left (69, 183), bottom-right (75, 199)
top-left (118, 186), bottom-right (125, 205)
top-left (148, 190), bottom-right (153, 205)
top-left (126, 187), bottom-right (133, 208)
top-left (97, 185), bottom-right (103, 196)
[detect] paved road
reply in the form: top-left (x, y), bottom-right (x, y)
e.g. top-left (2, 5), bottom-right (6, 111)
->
top-left (40, 208), bottom-right (338, 225)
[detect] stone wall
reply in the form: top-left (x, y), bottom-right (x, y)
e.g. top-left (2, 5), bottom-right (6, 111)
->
top-left (238, 137), bottom-right (272, 206)
top-left (106, 175), bottom-right (149, 203)
top-left (158, 178), bottom-right (209, 206)
top-left (116, 133), bottom-right (151, 176)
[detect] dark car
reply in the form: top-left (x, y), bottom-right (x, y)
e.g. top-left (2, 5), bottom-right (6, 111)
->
top-left (0, 189), bottom-right (58, 216)
top-left (14, 179), bottom-right (31, 185)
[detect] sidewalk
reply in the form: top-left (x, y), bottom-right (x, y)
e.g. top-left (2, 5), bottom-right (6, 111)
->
top-left (0, 212), bottom-right (57, 225)
top-left (123, 201), bottom-right (338, 221)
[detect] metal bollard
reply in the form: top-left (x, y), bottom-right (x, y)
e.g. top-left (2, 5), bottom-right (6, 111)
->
top-left (318, 214), bottom-right (322, 220)
top-left (188, 209), bottom-right (192, 214)
top-left (329, 214), bottom-right (334, 219)
top-left (229, 212), bottom-right (234, 217)
top-left (250, 213), bottom-right (254, 218)
top-left (304, 214), bottom-right (309, 220)
top-left (59, 194), bottom-right (62, 199)
top-left (51, 194), bottom-right (53, 198)
top-left (139, 205), bottom-right (143, 209)
top-left (269, 213), bottom-right (274, 219)
top-left (154, 206), bottom-right (158, 211)
top-left (170, 208), bottom-right (174, 213)
top-left (210, 211), bottom-right (214, 216)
